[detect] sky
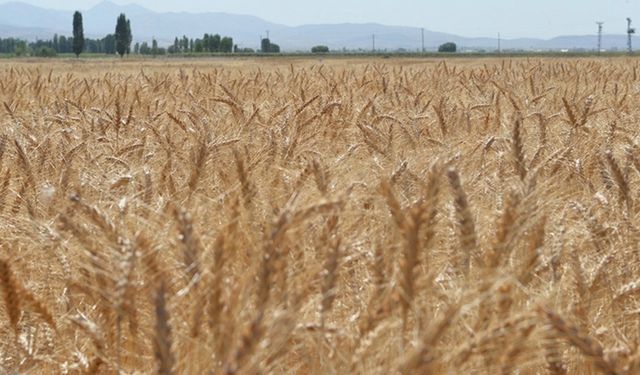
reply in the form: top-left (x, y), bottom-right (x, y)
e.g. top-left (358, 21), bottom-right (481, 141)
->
top-left (5, 0), bottom-right (640, 39)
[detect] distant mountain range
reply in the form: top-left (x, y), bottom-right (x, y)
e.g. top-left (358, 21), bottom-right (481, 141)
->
top-left (0, 1), bottom-right (636, 51)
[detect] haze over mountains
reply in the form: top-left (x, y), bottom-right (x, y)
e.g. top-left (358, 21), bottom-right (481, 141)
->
top-left (0, 0), bottom-right (636, 51)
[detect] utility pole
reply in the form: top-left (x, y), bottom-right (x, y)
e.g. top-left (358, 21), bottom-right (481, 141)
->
top-left (596, 22), bottom-right (604, 54)
top-left (421, 28), bottom-right (425, 53)
top-left (628, 18), bottom-right (635, 54)
top-left (498, 32), bottom-right (501, 54)
top-left (266, 30), bottom-right (270, 40)
top-left (372, 34), bottom-right (376, 53)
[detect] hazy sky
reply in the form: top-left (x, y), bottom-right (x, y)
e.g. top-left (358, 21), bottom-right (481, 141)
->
top-left (5, 0), bottom-right (640, 39)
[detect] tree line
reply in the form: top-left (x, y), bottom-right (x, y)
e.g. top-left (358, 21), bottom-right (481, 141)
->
top-left (0, 9), bottom-right (462, 56)
top-left (166, 34), bottom-right (235, 54)
top-left (0, 11), bottom-right (242, 57)
top-left (0, 34), bottom-right (122, 56)
top-left (0, 11), bottom-right (133, 57)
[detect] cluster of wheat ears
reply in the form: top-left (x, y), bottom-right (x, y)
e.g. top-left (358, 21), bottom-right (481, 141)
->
top-left (0, 57), bottom-right (639, 374)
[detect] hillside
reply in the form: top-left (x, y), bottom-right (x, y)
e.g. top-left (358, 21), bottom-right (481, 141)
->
top-left (0, 1), bottom-right (635, 51)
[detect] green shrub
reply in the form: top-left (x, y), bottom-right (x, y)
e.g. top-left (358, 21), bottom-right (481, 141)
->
top-left (311, 45), bottom-right (329, 53)
top-left (438, 42), bottom-right (457, 53)
top-left (33, 46), bottom-right (57, 57)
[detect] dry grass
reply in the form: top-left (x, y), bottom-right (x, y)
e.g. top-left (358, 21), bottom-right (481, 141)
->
top-left (0, 56), bottom-right (638, 374)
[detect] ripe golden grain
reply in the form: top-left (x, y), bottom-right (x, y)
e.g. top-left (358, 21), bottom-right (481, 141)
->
top-left (0, 57), bottom-right (636, 374)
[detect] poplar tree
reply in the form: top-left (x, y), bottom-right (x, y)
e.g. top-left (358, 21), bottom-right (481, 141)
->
top-left (72, 11), bottom-right (84, 57)
top-left (115, 13), bottom-right (131, 57)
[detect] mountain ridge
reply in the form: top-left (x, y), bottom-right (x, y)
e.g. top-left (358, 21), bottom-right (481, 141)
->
top-left (0, 1), bottom-right (635, 51)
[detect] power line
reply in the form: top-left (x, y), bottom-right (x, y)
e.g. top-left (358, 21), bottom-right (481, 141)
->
top-left (596, 22), bottom-right (603, 54)
top-left (628, 18), bottom-right (635, 54)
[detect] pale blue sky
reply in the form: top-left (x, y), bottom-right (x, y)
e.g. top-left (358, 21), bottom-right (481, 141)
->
top-left (5, 0), bottom-right (640, 39)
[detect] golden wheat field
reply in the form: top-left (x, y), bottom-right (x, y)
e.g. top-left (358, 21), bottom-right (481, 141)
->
top-left (0, 56), bottom-right (639, 374)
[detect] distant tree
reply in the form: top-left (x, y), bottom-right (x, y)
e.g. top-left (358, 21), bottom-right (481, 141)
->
top-left (189, 39), bottom-right (194, 52)
top-left (139, 41), bottom-right (150, 54)
top-left (152, 38), bottom-right (158, 57)
top-left (236, 47), bottom-right (255, 53)
top-left (311, 45), bottom-right (329, 53)
top-left (194, 40), bottom-right (203, 53)
top-left (59, 35), bottom-right (69, 53)
top-left (103, 34), bottom-right (116, 54)
top-left (220, 36), bottom-right (233, 53)
top-left (72, 11), bottom-right (84, 57)
top-left (261, 38), bottom-right (271, 53)
top-left (438, 42), bottom-right (456, 53)
top-left (81, 37), bottom-right (107, 53)
top-left (173, 37), bottom-right (180, 53)
top-left (134, 42), bottom-right (140, 54)
top-left (203, 33), bottom-right (210, 51)
top-left (115, 13), bottom-right (131, 57)
top-left (53, 34), bottom-right (59, 51)
top-left (260, 38), bottom-right (280, 53)
top-left (34, 46), bottom-right (57, 57)
top-left (212, 34), bottom-right (221, 52)
top-left (181, 36), bottom-right (189, 51)
top-left (15, 41), bottom-right (28, 56)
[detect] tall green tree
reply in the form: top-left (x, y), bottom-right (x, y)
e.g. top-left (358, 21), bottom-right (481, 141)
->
top-left (182, 36), bottom-right (189, 51)
top-left (115, 13), bottom-right (131, 57)
top-left (59, 36), bottom-right (69, 53)
top-left (220, 37), bottom-right (233, 53)
top-left (211, 34), bottom-right (221, 52)
top-left (72, 11), bottom-right (84, 57)
top-left (203, 34), bottom-right (210, 51)
top-left (261, 38), bottom-right (271, 53)
top-left (173, 37), bottom-right (180, 52)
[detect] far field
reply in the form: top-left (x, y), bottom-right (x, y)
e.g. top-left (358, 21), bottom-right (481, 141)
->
top-left (0, 56), bottom-right (638, 374)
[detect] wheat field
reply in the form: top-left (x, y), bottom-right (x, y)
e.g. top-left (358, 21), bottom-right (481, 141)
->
top-left (0, 57), bottom-right (639, 374)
